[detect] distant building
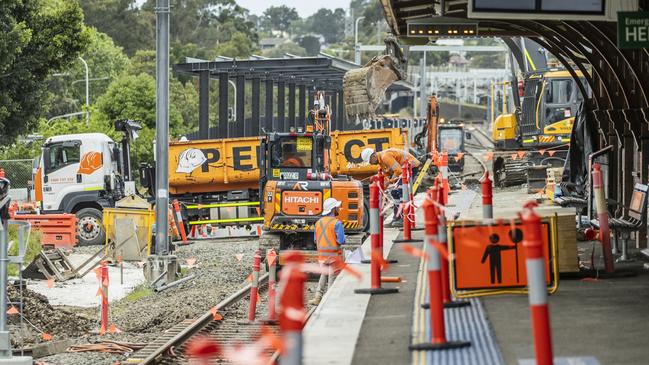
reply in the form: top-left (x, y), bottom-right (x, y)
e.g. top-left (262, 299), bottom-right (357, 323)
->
top-left (259, 37), bottom-right (289, 50)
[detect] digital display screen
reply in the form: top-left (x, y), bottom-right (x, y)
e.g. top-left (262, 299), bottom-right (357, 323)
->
top-left (473, 0), bottom-right (605, 14)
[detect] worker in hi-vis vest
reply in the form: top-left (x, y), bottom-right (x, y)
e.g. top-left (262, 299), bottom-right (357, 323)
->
top-left (309, 197), bottom-right (346, 305)
top-left (361, 147), bottom-right (422, 227)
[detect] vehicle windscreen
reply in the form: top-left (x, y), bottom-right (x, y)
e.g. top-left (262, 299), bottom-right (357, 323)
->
top-left (271, 136), bottom-right (313, 168)
top-left (45, 142), bottom-right (81, 173)
top-left (439, 129), bottom-right (463, 155)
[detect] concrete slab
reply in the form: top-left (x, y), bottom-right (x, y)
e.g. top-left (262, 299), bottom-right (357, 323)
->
top-left (302, 227), bottom-right (401, 365)
top-left (28, 253), bottom-right (145, 307)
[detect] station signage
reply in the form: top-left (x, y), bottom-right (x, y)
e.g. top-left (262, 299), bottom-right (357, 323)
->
top-left (618, 12), bottom-right (649, 49)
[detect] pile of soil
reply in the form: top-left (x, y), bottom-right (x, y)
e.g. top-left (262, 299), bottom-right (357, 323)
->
top-left (8, 284), bottom-right (94, 346)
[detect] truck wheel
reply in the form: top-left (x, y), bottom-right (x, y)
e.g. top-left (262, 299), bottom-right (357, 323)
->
top-left (76, 208), bottom-right (106, 246)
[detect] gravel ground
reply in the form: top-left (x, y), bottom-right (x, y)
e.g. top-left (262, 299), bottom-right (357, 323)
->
top-left (37, 238), bottom-right (258, 365)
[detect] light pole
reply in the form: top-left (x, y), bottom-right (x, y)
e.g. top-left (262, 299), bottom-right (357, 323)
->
top-left (78, 56), bottom-right (89, 124)
top-left (354, 16), bottom-right (366, 65)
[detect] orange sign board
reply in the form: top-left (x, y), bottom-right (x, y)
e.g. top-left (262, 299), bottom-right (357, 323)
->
top-left (451, 222), bottom-right (553, 291)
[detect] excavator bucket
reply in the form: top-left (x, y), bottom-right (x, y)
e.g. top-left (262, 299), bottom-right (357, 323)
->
top-left (343, 36), bottom-right (406, 119)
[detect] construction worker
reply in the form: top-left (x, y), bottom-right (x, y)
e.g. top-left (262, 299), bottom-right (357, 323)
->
top-left (309, 197), bottom-right (346, 305)
top-left (361, 148), bottom-right (422, 226)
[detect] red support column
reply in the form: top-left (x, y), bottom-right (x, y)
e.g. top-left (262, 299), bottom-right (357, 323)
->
top-left (521, 202), bottom-right (554, 365)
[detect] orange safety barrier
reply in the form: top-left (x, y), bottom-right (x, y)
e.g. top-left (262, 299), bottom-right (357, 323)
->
top-left (13, 214), bottom-right (77, 248)
top-left (279, 251), bottom-right (307, 365)
top-left (248, 250), bottom-right (261, 322)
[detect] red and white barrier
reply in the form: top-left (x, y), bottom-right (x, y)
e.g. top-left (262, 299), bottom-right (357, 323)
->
top-left (521, 202), bottom-right (553, 365)
top-left (394, 163), bottom-right (422, 244)
top-left (266, 249), bottom-right (278, 323)
top-left (440, 152), bottom-right (450, 205)
top-left (279, 252), bottom-right (307, 365)
top-left (172, 199), bottom-right (188, 244)
top-left (592, 164), bottom-right (615, 273)
top-left (409, 196), bottom-right (470, 351)
top-left (481, 171), bottom-right (493, 220)
top-left (355, 181), bottom-right (399, 295)
top-left (248, 250), bottom-right (261, 322)
top-left (99, 261), bottom-right (109, 335)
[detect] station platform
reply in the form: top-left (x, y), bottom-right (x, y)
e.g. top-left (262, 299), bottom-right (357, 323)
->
top-left (302, 187), bottom-right (649, 365)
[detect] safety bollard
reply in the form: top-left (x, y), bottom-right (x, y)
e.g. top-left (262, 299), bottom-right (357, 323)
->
top-left (481, 171), bottom-right (493, 220)
top-left (394, 164), bottom-right (423, 244)
top-left (248, 250), bottom-right (261, 322)
top-left (440, 152), bottom-right (450, 205)
top-left (520, 202), bottom-right (553, 365)
top-left (279, 251), bottom-right (307, 365)
top-left (172, 199), bottom-right (188, 244)
top-left (99, 261), bottom-right (109, 335)
top-left (355, 181), bottom-right (399, 295)
top-left (266, 249), bottom-right (278, 323)
top-left (363, 171), bottom-right (398, 264)
top-left (410, 197), bottom-right (470, 351)
top-left (407, 161), bottom-right (424, 232)
top-left (592, 164), bottom-right (615, 273)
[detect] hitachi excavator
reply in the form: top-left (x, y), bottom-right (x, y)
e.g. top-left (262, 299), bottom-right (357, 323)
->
top-left (343, 36), bottom-right (407, 118)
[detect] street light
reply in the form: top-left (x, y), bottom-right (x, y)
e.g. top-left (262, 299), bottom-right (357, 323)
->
top-left (354, 16), bottom-right (366, 65)
top-left (78, 56), bottom-right (89, 124)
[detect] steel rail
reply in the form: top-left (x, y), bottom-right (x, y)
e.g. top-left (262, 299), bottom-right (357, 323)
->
top-left (137, 273), bottom-right (270, 364)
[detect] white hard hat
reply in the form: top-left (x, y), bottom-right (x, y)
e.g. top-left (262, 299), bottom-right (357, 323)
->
top-left (361, 148), bottom-right (375, 164)
top-left (322, 198), bottom-right (342, 215)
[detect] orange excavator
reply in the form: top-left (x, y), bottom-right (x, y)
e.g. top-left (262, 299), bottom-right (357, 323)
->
top-left (258, 92), bottom-right (366, 261)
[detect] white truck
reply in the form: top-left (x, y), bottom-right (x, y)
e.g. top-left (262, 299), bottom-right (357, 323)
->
top-left (32, 121), bottom-right (140, 245)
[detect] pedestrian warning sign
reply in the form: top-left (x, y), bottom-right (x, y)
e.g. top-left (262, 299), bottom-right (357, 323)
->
top-left (450, 221), bottom-right (554, 291)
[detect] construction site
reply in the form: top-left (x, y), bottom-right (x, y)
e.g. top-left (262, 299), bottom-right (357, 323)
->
top-left (1, 0), bottom-right (649, 364)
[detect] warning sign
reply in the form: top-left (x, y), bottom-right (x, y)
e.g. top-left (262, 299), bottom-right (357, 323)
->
top-left (296, 137), bottom-right (312, 151)
top-left (450, 221), bottom-right (553, 291)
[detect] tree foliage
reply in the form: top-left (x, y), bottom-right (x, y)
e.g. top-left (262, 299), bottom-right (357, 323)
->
top-left (304, 8), bottom-right (347, 44)
top-left (261, 41), bottom-right (307, 59)
top-left (262, 5), bottom-right (299, 34)
top-left (79, 0), bottom-right (154, 56)
top-left (0, 0), bottom-right (89, 145)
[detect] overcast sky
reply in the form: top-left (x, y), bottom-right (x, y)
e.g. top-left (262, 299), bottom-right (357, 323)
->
top-left (236, 0), bottom-right (350, 17)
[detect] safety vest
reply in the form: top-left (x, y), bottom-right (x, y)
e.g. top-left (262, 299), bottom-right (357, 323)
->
top-left (315, 216), bottom-right (342, 263)
top-left (378, 148), bottom-right (421, 178)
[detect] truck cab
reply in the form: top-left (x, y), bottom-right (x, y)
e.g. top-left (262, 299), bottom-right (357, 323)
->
top-left (35, 121), bottom-right (140, 245)
top-left (438, 123), bottom-right (467, 173)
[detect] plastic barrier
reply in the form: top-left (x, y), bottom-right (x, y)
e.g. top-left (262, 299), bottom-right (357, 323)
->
top-left (354, 181), bottom-right (399, 295)
top-left (409, 196), bottom-right (470, 351)
top-left (481, 171), bottom-right (493, 220)
top-left (394, 163), bottom-right (422, 244)
top-left (172, 200), bottom-right (188, 244)
top-left (279, 251), bottom-right (307, 365)
top-left (248, 250), bottom-right (261, 322)
top-left (521, 202), bottom-right (553, 365)
top-left (266, 249), bottom-right (278, 323)
top-left (592, 164), bottom-right (614, 273)
top-left (13, 214), bottom-right (77, 248)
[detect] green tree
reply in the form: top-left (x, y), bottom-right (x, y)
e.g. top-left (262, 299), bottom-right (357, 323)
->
top-left (296, 36), bottom-right (321, 56)
top-left (305, 8), bottom-right (347, 44)
top-left (213, 31), bottom-right (257, 58)
top-left (47, 27), bottom-right (130, 118)
top-left (79, 0), bottom-right (154, 56)
top-left (0, 0), bottom-right (89, 146)
top-left (262, 5), bottom-right (299, 34)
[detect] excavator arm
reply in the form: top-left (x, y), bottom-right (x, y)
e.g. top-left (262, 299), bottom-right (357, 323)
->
top-left (343, 36), bottom-right (407, 119)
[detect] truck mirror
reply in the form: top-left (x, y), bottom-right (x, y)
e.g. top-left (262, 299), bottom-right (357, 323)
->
top-left (465, 132), bottom-right (472, 140)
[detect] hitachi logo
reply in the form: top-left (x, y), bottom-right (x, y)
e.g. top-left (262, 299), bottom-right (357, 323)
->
top-left (285, 196), bottom-right (319, 204)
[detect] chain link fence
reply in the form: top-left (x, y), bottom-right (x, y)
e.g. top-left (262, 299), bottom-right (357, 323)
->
top-left (0, 159), bottom-right (35, 189)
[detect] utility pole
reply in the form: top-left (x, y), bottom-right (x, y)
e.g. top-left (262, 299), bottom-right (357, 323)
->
top-left (155, 0), bottom-right (170, 256)
top-left (354, 16), bottom-right (365, 65)
top-left (78, 56), bottom-right (89, 124)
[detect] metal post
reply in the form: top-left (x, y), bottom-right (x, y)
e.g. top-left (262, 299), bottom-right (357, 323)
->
top-left (288, 82), bottom-right (296, 129)
top-left (331, 92), bottom-right (338, 131)
top-left (338, 91), bottom-right (345, 131)
top-left (78, 56), bottom-right (90, 124)
top-left (266, 79), bottom-right (274, 131)
top-left (0, 207), bottom-right (8, 356)
top-left (219, 73), bottom-right (229, 138)
top-left (354, 16), bottom-right (366, 65)
top-left (251, 77), bottom-right (260, 136)
top-left (420, 55), bottom-right (427, 118)
top-left (155, 0), bottom-right (170, 255)
top-left (278, 81), bottom-right (286, 131)
top-left (236, 75), bottom-right (245, 137)
top-left (199, 70), bottom-right (210, 139)
top-left (298, 84), bottom-right (306, 126)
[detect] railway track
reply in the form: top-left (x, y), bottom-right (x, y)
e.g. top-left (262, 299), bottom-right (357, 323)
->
top-left (128, 273), bottom-right (275, 364)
